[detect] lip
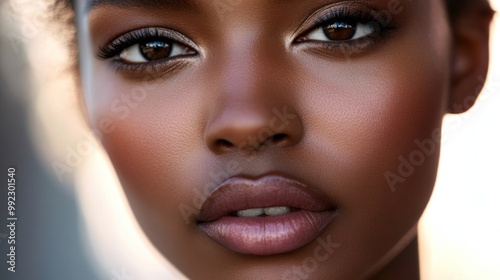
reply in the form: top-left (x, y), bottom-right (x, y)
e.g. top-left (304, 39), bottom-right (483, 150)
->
top-left (197, 175), bottom-right (337, 255)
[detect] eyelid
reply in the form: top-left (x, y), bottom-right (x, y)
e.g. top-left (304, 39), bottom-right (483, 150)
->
top-left (290, 2), bottom-right (379, 44)
top-left (97, 27), bottom-right (199, 60)
top-left (120, 41), bottom-right (192, 64)
top-left (305, 21), bottom-right (378, 42)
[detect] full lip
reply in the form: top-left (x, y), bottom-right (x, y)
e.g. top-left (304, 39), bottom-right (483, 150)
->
top-left (197, 174), bottom-right (337, 255)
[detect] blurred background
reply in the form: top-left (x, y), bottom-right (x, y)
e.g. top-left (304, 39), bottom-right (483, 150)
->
top-left (0, 0), bottom-right (99, 279)
top-left (0, 0), bottom-right (499, 279)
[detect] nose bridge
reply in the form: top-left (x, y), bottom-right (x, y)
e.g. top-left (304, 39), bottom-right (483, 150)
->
top-left (218, 28), bottom-right (277, 100)
top-left (204, 29), bottom-right (303, 153)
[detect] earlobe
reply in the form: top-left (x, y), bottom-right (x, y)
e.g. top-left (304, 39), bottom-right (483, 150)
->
top-left (448, 3), bottom-right (494, 114)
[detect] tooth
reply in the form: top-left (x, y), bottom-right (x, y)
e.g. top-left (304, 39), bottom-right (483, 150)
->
top-left (264, 206), bottom-right (291, 216)
top-left (237, 208), bottom-right (264, 217)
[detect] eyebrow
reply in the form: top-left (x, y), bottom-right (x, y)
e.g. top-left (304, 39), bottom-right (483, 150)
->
top-left (86, 0), bottom-right (197, 12)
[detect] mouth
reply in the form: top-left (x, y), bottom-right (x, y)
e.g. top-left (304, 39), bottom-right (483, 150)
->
top-left (197, 175), bottom-right (337, 255)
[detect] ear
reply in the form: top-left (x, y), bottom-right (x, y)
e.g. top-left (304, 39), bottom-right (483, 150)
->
top-left (448, 2), bottom-right (494, 114)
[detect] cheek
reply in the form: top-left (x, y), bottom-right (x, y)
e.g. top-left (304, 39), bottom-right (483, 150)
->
top-left (300, 57), bottom-right (446, 165)
top-left (86, 65), bottom-right (212, 229)
top-left (294, 23), bottom-right (450, 271)
top-left (296, 11), bottom-right (450, 195)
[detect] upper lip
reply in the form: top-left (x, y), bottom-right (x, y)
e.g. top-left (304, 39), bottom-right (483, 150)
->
top-left (197, 174), bottom-right (334, 222)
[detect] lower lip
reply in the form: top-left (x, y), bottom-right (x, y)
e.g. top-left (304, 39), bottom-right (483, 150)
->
top-left (199, 210), bottom-right (335, 255)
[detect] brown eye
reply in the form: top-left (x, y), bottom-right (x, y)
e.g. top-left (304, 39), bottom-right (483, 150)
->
top-left (304, 20), bottom-right (377, 42)
top-left (119, 39), bottom-right (195, 63)
top-left (140, 41), bottom-right (172, 61)
top-left (322, 21), bottom-right (357, 41)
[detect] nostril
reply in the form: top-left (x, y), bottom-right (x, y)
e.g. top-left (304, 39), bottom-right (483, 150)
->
top-left (271, 134), bottom-right (289, 145)
top-left (216, 139), bottom-right (234, 149)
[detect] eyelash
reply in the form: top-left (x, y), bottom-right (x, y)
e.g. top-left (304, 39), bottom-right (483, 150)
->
top-left (97, 28), bottom-right (197, 73)
top-left (97, 6), bottom-right (397, 73)
top-left (316, 6), bottom-right (382, 29)
top-left (295, 6), bottom-right (396, 53)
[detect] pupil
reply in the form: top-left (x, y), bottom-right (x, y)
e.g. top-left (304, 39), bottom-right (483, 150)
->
top-left (322, 21), bottom-right (357, 41)
top-left (140, 41), bottom-right (172, 61)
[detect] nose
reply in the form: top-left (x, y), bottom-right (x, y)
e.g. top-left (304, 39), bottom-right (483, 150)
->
top-left (204, 42), bottom-right (303, 154)
top-left (205, 101), bottom-right (303, 154)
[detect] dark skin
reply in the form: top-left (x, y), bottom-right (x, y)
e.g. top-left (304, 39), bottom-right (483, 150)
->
top-left (72, 0), bottom-right (493, 279)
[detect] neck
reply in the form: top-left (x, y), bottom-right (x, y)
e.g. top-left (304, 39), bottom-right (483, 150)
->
top-left (370, 235), bottom-right (420, 280)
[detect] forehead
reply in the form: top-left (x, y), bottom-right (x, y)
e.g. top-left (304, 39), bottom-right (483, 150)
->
top-left (85, 0), bottom-right (196, 11)
top-left (82, 0), bottom-right (430, 13)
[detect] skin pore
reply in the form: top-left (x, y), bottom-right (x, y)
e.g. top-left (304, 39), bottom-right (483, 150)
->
top-left (69, 0), bottom-right (492, 279)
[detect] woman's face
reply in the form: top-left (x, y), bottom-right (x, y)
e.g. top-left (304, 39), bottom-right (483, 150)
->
top-left (80, 0), bottom-right (451, 278)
